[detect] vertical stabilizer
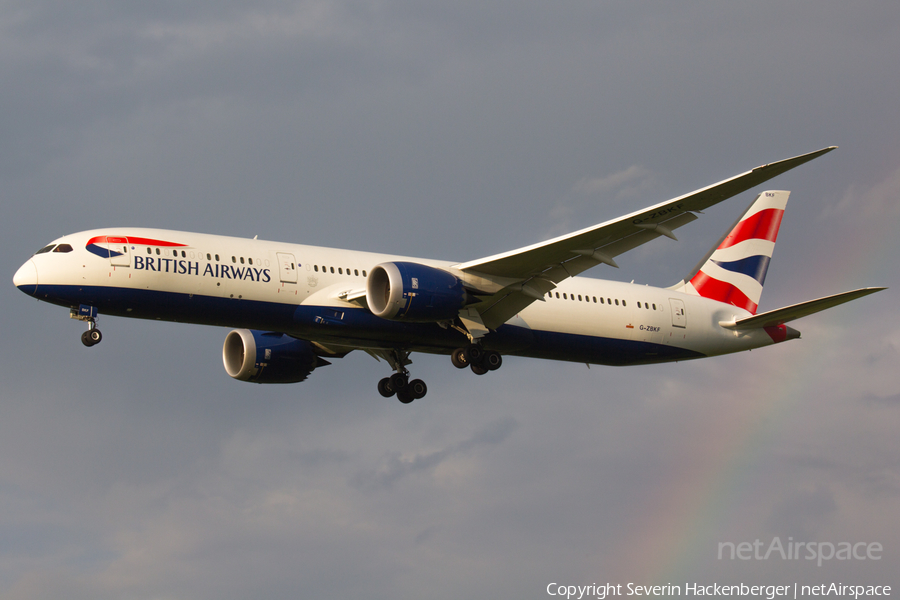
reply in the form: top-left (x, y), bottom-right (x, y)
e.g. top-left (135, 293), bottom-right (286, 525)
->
top-left (679, 190), bottom-right (789, 314)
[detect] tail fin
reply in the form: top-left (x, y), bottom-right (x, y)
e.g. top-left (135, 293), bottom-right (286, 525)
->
top-left (679, 190), bottom-right (789, 314)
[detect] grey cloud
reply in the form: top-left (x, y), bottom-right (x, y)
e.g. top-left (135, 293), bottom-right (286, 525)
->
top-left (2, 0), bottom-right (899, 597)
top-left (350, 417), bottom-right (518, 491)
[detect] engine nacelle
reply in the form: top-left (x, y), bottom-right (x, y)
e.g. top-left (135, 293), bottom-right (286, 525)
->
top-left (366, 262), bottom-right (468, 322)
top-left (223, 329), bottom-right (324, 384)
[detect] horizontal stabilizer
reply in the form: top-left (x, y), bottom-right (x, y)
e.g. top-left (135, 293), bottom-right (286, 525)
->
top-left (720, 287), bottom-right (886, 330)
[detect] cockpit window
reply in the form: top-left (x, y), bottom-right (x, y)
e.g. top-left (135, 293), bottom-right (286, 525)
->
top-left (35, 244), bottom-right (56, 254)
top-left (53, 244), bottom-right (73, 253)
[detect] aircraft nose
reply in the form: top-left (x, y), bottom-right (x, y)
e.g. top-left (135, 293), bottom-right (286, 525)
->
top-left (13, 259), bottom-right (38, 296)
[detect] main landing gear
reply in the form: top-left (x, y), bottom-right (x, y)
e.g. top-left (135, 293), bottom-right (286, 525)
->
top-left (71, 306), bottom-right (103, 347)
top-left (451, 343), bottom-right (502, 375)
top-left (378, 372), bottom-right (428, 404)
top-left (374, 344), bottom-right (502, 403)
top-left (377, 349), bottom-right (428, 404)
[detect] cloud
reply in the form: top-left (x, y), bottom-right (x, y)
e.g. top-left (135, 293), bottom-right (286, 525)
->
top-left (831, 162), bottom-right (900, 221)
top-left (572, 164), bottom-right (654, 198)
top-left (350, 417), bottom-right (518, 491)
top-left (2, 1), bottom-right (900, 597)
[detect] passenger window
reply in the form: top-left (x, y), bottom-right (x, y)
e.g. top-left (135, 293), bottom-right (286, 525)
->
top-left (182, 250), bottom-right (186, 258)
top-left (215, 254), bottom-right (220, 262)
top-left (563, 293), bottom-right (567, 299)
top-left (248, 258), bottom-right (253, 265)
top-left (314, 265), bottom-right (318, 272)
top-left (593, 297), bottom-right (597, 303)
top-left (355, 269), bottom-right (359, 276)
top-left (338, 268), bottom-right (343, 274)
top-left (147, 248), bottom-right (152, 254)
top-left (207, 253), bottom-right (211, 260)
top-left (615, 299), bottom-right (619, 306)
top-left (232, 256), bottom-right (236, 263)
top-left (653, 304), bottom-right (657, 310)
top-left (35, 244), bottom-right (56, 254)
top-left (362, 270), bottom-right (367, 277)
top-left (156, 248), bottom-right (160, 255)
top-left (330, 267), bottom-right (334, 273)
top-left (622, 300), bottom-right (626, 306)
top-left (240, 257), bottom-right (245, 264)
top-left (578, 295), bottom-right (582, 301)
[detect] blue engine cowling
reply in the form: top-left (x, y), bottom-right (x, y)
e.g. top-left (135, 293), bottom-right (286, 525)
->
top-left (366, 262), bottom-right (469, 322)
top-left (222, 329), bottom-right (328, 384)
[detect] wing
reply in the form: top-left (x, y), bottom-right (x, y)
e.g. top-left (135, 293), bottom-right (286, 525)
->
top-left (453, 146), bottom-right (837, 331)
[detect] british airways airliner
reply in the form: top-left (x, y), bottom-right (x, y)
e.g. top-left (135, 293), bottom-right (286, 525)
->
top-left (13, 147), bottom-right (884, 402)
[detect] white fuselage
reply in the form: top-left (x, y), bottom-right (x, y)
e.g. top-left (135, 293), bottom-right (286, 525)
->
top-left (15, 228), bottom-right (787, 366)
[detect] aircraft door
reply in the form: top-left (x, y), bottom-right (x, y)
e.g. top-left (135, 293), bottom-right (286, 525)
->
top-left (107, 236), bottom-right (131, 267)
top-left (669, 298), bottom-right (686, 328)
top-left (276, 252), bottom-right (298, 283)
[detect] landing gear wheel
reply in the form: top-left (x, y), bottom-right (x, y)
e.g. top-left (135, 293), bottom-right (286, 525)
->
top-left (470, 364), bottom-right (488, 375)
top-left (409, 379), bottom-right (427, 400)
top-left (81, 329), bottom-right (102, 347)
top-left (465, 344), bottom-right (484, 365)
top-left (483, 350), bottom-right (502, 371)
top-left (451, 348), bottom-right (469, 369)
top-left (377, 377), bottom-right (394, 398)
top-left (389, 372), bottom-right (408, 392)
top-left (396, 390), bottom-right (415, 404)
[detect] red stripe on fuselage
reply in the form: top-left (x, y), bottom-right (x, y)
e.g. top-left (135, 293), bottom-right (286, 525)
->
top-left (87, 235), bottom-right (187, 247)
top-left (718, 208), bottom-right (784, 249)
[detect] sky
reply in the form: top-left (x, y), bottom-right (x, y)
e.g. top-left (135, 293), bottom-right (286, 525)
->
top-left (2, 1), bottom-right (899, 598)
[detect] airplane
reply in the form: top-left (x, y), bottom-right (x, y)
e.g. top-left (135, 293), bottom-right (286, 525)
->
top-left (13, 146), bottom-right (885, 403)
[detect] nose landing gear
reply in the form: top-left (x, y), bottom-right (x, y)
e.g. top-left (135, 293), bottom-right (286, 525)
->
top-left (71, 305), bottom-right (103, 347)
top-left (81, 327), bottom-right (102, 347)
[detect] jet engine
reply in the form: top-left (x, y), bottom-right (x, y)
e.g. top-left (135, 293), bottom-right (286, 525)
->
top-left (223, 329), bottom-right (329, 384)
top-left (366, 262), bottom-right (469, 322)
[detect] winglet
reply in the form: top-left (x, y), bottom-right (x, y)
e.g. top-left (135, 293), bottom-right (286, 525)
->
top-left (752, 146), bottom-right (837, 172)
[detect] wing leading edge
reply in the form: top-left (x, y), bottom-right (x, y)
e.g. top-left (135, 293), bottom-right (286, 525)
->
top-left (453, 146), bottom-right (837, 330)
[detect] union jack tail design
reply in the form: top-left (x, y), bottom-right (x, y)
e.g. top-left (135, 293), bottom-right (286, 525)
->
top-left (683, 190), bottom-right (789, 314)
